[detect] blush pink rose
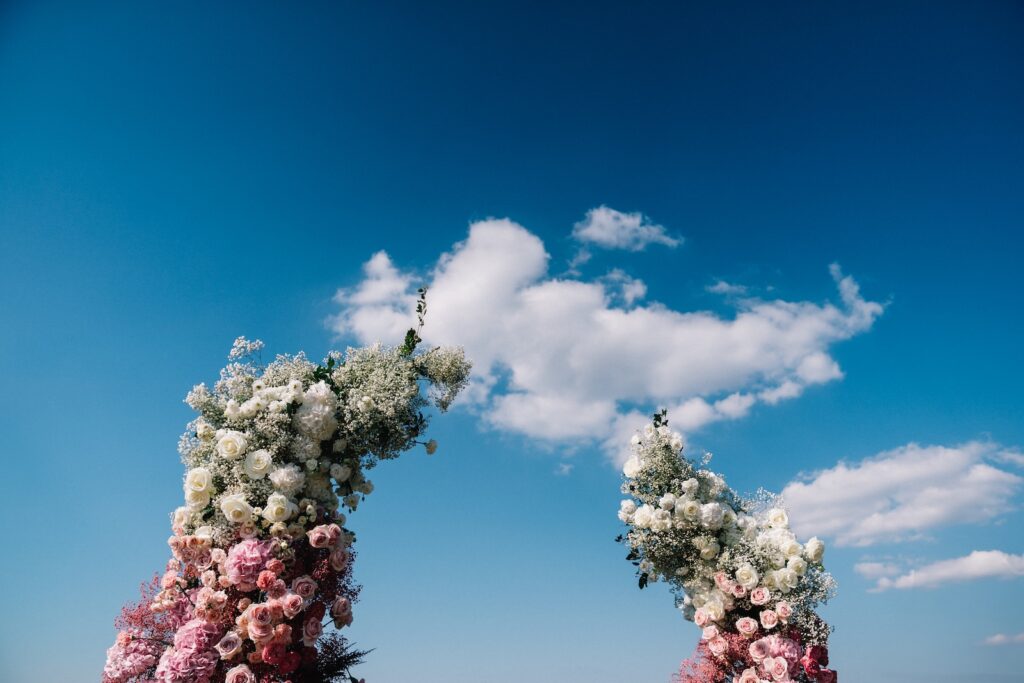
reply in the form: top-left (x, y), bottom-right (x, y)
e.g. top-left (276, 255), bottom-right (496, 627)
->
top-left (737, 668), bottom-right (761, 683)
top-left (329, 546), bottom-right (350, 572)
top-left (767, 656), bottom-right (790, 681)
top-left (326, 523), bottom-right (342, 545)
top-left (301, 617), bottom-right (323, 646)
top-left (776, 601), bottom-right (792, 620)
top-left (249, 603), bottom-right (273, 627)
top-left (291, 575), bottom-right (318, 601)
top-left (694, 608), bottom-right (710, 627)
top-left (750, 586), bottom-right (771, 605)
top-left (701, 625), bottom-right (719, 641)
top-left (736, 617), bottom-right (759, 636)
top-left (707, 635), bottom-right (728, 657)
top-left (760, 609), bottom-right (779, 629)
top-left (714, 572), bottom-right (731, 590)
top-left (215, 631), bottom-right (242, 659)
top-left (307, 525), bottom-right (332, 549)
top-left (731, 583), bottom-right (747, 598)
top-left (330, 597), bottom-right (353, 629)
top-left (749, 638), bottom-right (770, 662)
top-left (282, 593), bottom-right (304, 619)
top-left (225, 663), bottom-right (256, 683)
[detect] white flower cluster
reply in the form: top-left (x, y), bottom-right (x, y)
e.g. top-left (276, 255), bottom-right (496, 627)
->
top-left (618, 417), bottom-right (835, 645)
top-left (175, 339), bottom-right (470, 545)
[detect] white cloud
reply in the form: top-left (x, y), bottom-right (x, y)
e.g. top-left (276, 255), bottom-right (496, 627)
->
top-left (332, 217), bottom-right (884, 463)
top-left (783, 442), bottom-right (1022, 547)
top-left (571, 206), bottom-right (681, 251)
top-left (554, 463), bottom-right (574, 476)
top-left (985, 632), bottom-right (1024, 646)
top-left (871, 550), bottom-right (1024, 591)
top-left (707, 280), bottom-right (748, 296)
top-left (853, 561), bottom-right (902, 580)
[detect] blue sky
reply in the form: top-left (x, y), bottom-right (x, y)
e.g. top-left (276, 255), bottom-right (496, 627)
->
top-left (1, 1), bottom-right (1022, 682)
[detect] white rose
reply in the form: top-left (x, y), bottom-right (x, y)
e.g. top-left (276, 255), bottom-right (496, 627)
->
top-left (194, 525), bottom-right (214, 542)
top-left (184, 467), bottom-right (213, 494)
top-left (735, 564), bottom-right (759, 590)
top-left (262, 493), bottom-right (296, 523)
top-left (698, 539), bottom-right (720, 560)
top-left (659, 493), bottom-right (677, 510)
top-left (804, 536), bottom-right (825, 563)
top-left (172, 506), bottom-right (190, 529)
top-left (670, 434), bottom-right (684, 452)
top-left (220, 493), bottom-right (253, 524)
top-left (633, 504), bottom-right (655, 529)
top-left (652, 509), bottom-right (672, 532)
top-left (185, 488), bottom-right (210, 511)
top-left (680, 478), bottom-right (699, 497)
top-left (767, 508), bottom-right (789, 528)
top-left (700, 502), bottom-right (725, 529)
top-left (781, 539), bottom-right (802, 559)
top-left (618, 499), bottom-right (637, 523)
top-left (216, 430), bottom-right (248, 460)
top-left (622, 456), bottom-right (642, 479)
top-left (678, 499), bottom-right (701, 521)
top-left (787, 556), bottom-right (808, 576)
top-left (243, 449), bottom-right (273, 480)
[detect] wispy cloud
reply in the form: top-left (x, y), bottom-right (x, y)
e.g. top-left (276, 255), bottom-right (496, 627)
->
top-left (985, 632), bottom-right (1024, 646)
top-left (783, 442), bottom-right (1023, 546)
top-left (870, 550), bottom-right (1024, 591)
top-left (854, 561), bottom-right (902, 580)
top-left (332, 216), bottom-right (883, 463)
top-left (706, 280), bottom-right (748, 296)
top-left (571, 206), bottom-right (681, 251)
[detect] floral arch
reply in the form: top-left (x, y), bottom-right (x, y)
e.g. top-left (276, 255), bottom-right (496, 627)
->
top-left (101, 325), bottom-right (838, 683)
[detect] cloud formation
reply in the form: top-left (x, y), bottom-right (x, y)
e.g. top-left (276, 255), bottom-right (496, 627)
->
top-left (571, 206), bottom-right (681, 251)
top-left (871, 550), bottom-right (1024, 591)
top-left (782, 442), bottom-right (1023, 547)
top-left (332, 216), bottom-right (883, 462)
top-left (985, 632), bottom-right (1024, 646)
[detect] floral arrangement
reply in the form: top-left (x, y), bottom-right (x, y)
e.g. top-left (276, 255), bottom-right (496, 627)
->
top-left (617, 412), bottom-right (838, 683)
top-left (103, 322), bottom-right (470, 683)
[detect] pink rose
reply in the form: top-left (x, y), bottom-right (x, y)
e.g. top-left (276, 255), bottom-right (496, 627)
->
top-left (215, 631), bottom-right (242, 659)
top-left (249, 603), bottom-right (273, 627)
top-left (750, 586), bottom-right (771, 605)
top-left (701, 625), bottom-right (719, 641)
top-left (331, 597), bottom-right (353, 629)
top-left (329, 546), bottom-right (350, 572)
top-left (714, 572), bottom-right (731, 590)
top-left (738, 668), bottom-right (761, 683)
top-left (694, 608), bottom-right (709, 627)
top-left (248, 619), bottom-right (273, 644)
top-left (766, 656), bottom-right (790, 681)
top-left (301, 617), bottom-right (323, 646)
top-left (261, 642), bottom-right (286, 665)
top-left (225, 663), bottom-right (257, 683)
top-left (282, 593), bottom-right (304, 619)
top-left (291, 575), bottom-right (318, 601)
top-left (749, 638), bottom-right (770, 662)
top-left (707, 635), bottom-right (728, 657)
top-left (307, 525), bottom-right (332, 549)
top-left (736, 616), bottom-right (759, 636)
top-left (326, 523), bottom-right (342, 545)
top-left (760, 609), bottom-right (779, 629)
top-left (776, 601), bottom-right (792, 620)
